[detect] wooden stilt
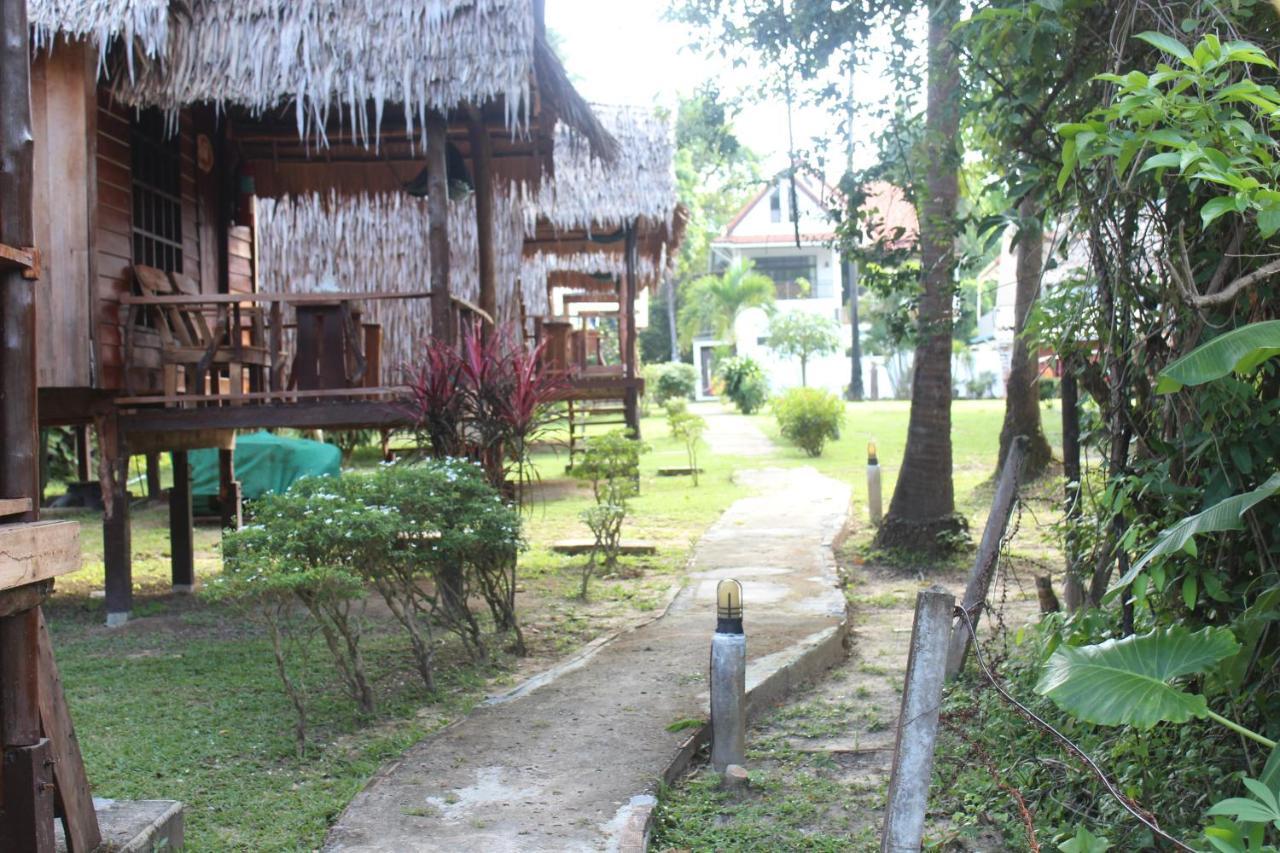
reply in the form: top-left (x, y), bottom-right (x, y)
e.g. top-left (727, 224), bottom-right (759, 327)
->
top-left (0, 609), bottom-right (54, 851)
top-left (170, 451), bottom-right (194, 591)
top-left (622, 222), bottom-right (640, 437)
top-left (145, 452), bottom-right (162, 501)
top-left (426, 110), bottom-right (453, 345)
top-left (74, 425), bottom-right (91, 483)
top-left (102, 448), bottom-right (132, 627)
top-left (469, 109), bottom-right (497, 331)
top-left (217, 449), bottom-right (242, 530)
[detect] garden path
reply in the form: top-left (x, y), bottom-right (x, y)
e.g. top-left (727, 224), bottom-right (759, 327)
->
top-left (324, 412), bottom-right (851, 852)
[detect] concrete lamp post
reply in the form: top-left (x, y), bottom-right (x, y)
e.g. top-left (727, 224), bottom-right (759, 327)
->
top-left (710, 578), bottom-right (746, 774)
top-left (867, 441), bottom-right (883, 526)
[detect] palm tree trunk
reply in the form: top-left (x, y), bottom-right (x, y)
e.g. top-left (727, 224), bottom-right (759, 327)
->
top-left (997, 197), bottom-right (1054, 479)
top-left (876, 0), bottom-right (964, 551)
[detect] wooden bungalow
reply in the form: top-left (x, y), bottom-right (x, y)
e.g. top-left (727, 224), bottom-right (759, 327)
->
top-left (24, 0), bottom-right (615, 625)
top-left (523, 104), bottom-right (685, 440)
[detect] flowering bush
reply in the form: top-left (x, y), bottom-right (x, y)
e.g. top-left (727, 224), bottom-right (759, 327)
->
top-left (219, 459), bottom-right (523, 749)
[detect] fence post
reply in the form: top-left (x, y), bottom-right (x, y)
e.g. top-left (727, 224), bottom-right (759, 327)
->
top-left (945, 435), bottom-right (1027, 680)
top-left (881, 586), bottom-right (955, 853)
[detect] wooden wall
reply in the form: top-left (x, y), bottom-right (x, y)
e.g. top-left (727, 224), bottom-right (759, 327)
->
top-left (93, 94), bottom-right (222, 392)
top-left (30, 42), bottom-right (95, 388)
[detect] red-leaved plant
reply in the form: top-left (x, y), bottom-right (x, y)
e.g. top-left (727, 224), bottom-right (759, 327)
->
top-left (402, 319), bottom-right (568, 507)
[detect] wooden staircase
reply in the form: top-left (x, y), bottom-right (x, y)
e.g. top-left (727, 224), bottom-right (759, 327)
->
top-left (566, 397), bottom-right (631, 469)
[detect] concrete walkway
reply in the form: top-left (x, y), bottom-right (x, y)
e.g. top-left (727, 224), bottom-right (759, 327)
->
top-left (324, 417), bottom-right (850, 853)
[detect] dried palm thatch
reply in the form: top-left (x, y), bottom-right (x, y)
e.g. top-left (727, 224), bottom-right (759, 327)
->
top-left (521, 251), bottom-right (660, 320)
top-left (537, 103), bottom-right (677, 233)
top-left (28, 0), bottom-right (170, 63)
top-left (257, 190), bottom-right (525, 376)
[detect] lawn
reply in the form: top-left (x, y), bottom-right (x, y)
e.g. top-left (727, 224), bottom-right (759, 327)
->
top-left (46, 398), bottom-right (1062, 849)
top-left (45, 412), bottom-right (752, 851)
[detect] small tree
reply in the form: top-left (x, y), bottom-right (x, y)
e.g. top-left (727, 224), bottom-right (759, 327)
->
top-left (570, 431), bottom-right (648, 598)
top-left (773, 388), bottom-right (845, 457)
top-left (766, 312), bottom-right (841, 386)
top-left (668, 411), bottom-right (707, 486)
top-left (716, 356), bottom-right (769, 414)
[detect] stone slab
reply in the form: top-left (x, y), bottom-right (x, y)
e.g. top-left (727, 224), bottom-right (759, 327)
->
top-left (56, 799), bottom-right (184, 852)
top-left (550, 539), bottom-right (657, 556)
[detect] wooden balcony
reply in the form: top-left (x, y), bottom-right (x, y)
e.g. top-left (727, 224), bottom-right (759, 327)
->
top-left (116, 283), bottom-right (492, 434)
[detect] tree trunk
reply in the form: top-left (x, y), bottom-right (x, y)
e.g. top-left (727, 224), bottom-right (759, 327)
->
top-left (665, 275), bottom-right (679, 362)
top-left (846, 259), bottom-right (863, 401)
top-left (1060, 371), bottom-right (1085, 611)
top-left (876, 0), bottom-right (965, 552)
top-left (997, 197), bottom-right (1053, 479)
top-left (800, 355), bottom-right (808, 387)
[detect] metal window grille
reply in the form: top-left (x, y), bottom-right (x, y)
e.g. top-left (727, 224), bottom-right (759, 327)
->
top-left (130, 110), bottom-right (183, 273)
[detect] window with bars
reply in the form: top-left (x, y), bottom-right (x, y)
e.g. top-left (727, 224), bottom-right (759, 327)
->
top-left (130, 109), bottom-right (183, 273)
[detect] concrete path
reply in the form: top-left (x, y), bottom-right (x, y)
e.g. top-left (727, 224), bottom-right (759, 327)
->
top-left (325, 418), bottom-right (850, 852)
top-left (695, 402), bottom-right (775, 458)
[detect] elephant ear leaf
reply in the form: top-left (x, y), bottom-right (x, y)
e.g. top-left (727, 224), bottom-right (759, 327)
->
top-left (1035, 626), bottom-right (1240, 728)
top-left (1110, 473), bottom-right (1280, 593)
top-left (1157, 320), bottom-right (1280, 393)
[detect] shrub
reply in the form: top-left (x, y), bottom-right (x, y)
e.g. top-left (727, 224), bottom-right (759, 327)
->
top-left (668, 412), bottom-right (707, 486)
top-left (663, 398), bottom-right (689, 432)
top-left (772, 388), bottom-right (845, 457)
top-left (569, 430), bottom-right (648, 597)
top-left (716, 356), bottom-right (769, 414)
top-left (220, 460), bottom-right (524, 750)
top-left (645, 361), bottom-right (698, 405)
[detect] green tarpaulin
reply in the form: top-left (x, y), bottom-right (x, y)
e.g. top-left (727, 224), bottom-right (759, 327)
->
top-left (187, 432), bottom-right (342, 501)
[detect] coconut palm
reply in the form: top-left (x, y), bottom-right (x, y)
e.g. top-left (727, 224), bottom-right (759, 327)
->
top-left (677, 257), bottom-right (775, 348)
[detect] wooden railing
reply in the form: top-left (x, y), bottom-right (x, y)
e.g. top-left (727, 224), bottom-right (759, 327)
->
top-left (118, 290), bottom-right (492, 407)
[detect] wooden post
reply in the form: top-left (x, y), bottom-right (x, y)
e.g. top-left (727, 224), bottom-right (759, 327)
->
top-left (217, 448), bottom-right (241, 530)
top-left (170, 451), bottom-right (194, 592)
top-left (1060, 372), bottom-right (1084, 611)
top-left (145, 452), bottom-right (162, 501)
top-left (945, 434), bottom-right (1027, 680)
top-left (469, 110), bottom-right (497, 329)
top-left (0, 0), bottom-right (37, 524)
top-left (426, 110), bottom-right (453, 345)
top-left (74, 424), bottom-right (91, 483)
top-left (622, 223), bottom-right (640, 436)
top-left (881, 586), bottom-right (954, 853)
top-left (102, 442), bottom-right (132, 627)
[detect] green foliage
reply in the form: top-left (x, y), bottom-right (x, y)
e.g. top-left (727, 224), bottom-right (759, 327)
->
top-left (1158, 320), bottom-right (1280, 393)
top-left (1036, 626), bottom-right (1241, 728)
top-left (668, 412), bottom-right (707, 486)
top-left (677, 257), bottom-right (775, 347)
top-left (570, 431), bottom-right (649, 597)
top-left (324, 430), bottom-right (375, 463)
top-left (1058, 825), bottom-right (1111, 853)
top-left (772, 388), bottom-right (845, 457)
top-left (766, 312), bottom-right (841, 386)
top-left (221, 461), bottom-right (523, 744)
top-left (715, 355), bottom-right (769, 414)
top-left (645, 361), bottom-right (698, 405)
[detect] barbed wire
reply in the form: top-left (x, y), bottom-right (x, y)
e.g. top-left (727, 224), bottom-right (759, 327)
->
top-left (952, 605), bottom-right (1194, 852)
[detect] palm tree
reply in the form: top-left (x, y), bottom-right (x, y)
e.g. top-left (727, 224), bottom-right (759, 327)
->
top-left (677, 257), bottom-right (775, 348)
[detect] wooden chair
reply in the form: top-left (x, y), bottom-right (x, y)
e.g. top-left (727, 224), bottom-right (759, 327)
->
top-left (132, 266), bottom-right (270, 401)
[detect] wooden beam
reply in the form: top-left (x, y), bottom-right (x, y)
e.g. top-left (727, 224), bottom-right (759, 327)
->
top-left (36, 609), bottom-right (101, 853)
top-left (426, 110), bottom-right (453, 344)
top-left (622, 222), bottom-right (640, 436)
top-left (1, 0), bottom-right (38, 526)
top-left (0, 497), bottom-right (33, 517)
top-left (120, 400), bottom-right (409, 433)
top-left (469, 109), bottom-right (498, 326)
top-left (125, 428), bottom-right (236, 455)
top-left (0, 522), bottom-right (81, 592)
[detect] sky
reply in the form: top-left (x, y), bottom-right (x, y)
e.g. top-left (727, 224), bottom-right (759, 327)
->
top-left (545, 0), bottom-right (905, 180)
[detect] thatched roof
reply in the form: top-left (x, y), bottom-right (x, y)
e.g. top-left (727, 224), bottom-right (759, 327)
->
top-left (521, 250), bottom-right (661, 320)
top-left (32, 0), bottom-right (615, 157)
top-left (29, 0), bottom-right (170, 60)
top-left (536, 104), bottom-right (676, 233)
top-left (257, 190), bottom-right (526, 373)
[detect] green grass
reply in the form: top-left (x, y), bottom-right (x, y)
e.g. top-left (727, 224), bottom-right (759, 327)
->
top-left (45, 413), bottom-right (753, 851)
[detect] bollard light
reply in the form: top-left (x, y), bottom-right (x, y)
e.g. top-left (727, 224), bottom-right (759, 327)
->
top-left (717, 578), bottom-right (743, 634)
top-left (710, 579), bottom-right (746, 773)
top-left (867, 440), bottom-right (883, 526)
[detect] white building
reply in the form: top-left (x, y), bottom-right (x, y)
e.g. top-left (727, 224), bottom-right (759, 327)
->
top-left (694, 175), bottom-right (915, 400)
